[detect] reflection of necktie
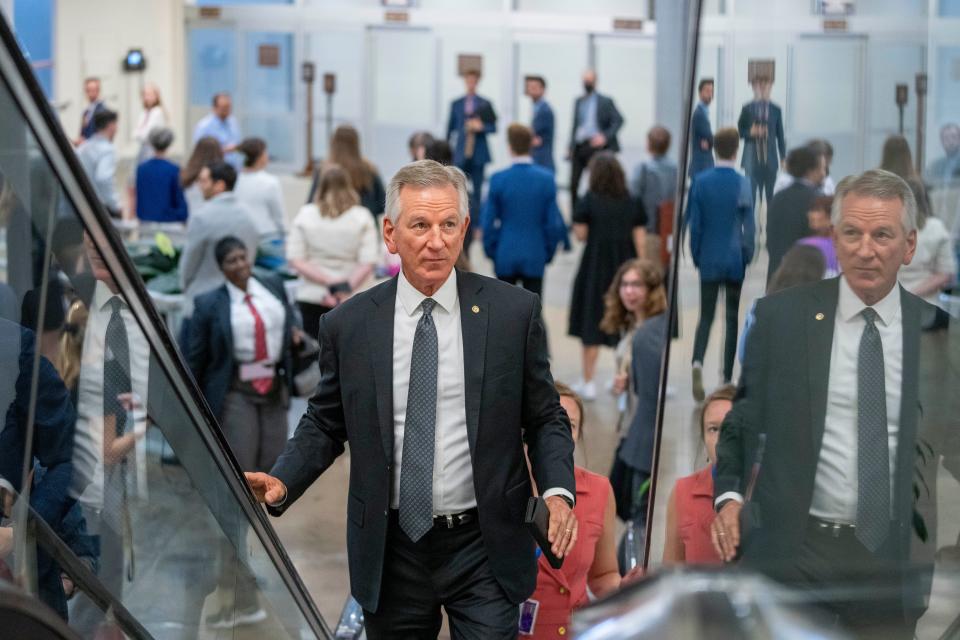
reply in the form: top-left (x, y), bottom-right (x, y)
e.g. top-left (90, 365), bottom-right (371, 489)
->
top-left (856, 308), bottom-right (890, 552)
top-left (465, 97), bottom-right (476, 160)
top-left (244, 294), bottom-right (273, 395)
top-left (398, 299), bottom-right (438, 542)
top-left (104, 297), bottom-right (131, 437)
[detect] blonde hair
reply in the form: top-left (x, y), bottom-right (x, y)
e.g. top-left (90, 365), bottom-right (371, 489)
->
top-left (316, 165), bottom-right (360, 218)
top-left (56, 299), bottom-right (89, 390)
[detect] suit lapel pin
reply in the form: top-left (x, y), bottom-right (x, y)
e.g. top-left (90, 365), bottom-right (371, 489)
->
top-left (815, 313), bottom-right (824, 321)
top-left (472, 305), bottom-right (480, 314)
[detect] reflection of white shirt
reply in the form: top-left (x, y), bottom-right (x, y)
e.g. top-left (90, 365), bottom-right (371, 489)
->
top-left (71, 281), bottom-right (150, 509)
top-left (810, 277), bottom-right (902, 523)
top-left (227, 278), bottom-right (285, 363)
top-left (898, 217), bottom-right (957, 309)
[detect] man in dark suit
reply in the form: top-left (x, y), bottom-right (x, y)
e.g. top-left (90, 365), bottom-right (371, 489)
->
top-left (688, 78), bottom-right (714, 179)
top-left (765, 145), bottom-right (826, 283)
top-left (525, 75), bottom-right (555, 173)
top-left (245, 160), bottom-right (577, 638)
top-left (712, 169), bottom-right (933, 637)
top-left (446, 70), bottom-right (497, 215)
top-left (77, 76), bottom-right (107, 144)
top-left (567, 69), bottom-right (624, 212)
top-left (737, 77), bottom-right (785, 210)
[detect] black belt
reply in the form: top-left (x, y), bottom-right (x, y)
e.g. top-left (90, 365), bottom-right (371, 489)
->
top-left (433, 508), bottom-right (477, 529)
top-left (808, 515), bottom-right (857, 538)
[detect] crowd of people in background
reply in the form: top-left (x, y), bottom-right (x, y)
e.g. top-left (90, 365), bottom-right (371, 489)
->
top-left (52, 64), bottom-right (960, 636)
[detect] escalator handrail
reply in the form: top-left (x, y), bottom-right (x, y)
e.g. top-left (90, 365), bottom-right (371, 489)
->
top-left (0, 580), bottom-right (83, 640)
top-left (0, 15), bottom-right (330, 639)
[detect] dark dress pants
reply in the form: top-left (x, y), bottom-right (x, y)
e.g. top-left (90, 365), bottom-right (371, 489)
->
top-left (782, 520), bottom-right (918, 640)
top-left (749, 163), bottom-right (777, 209)
top-left (692, 279), bottom-right (743, 383)
top-left (497, 274), bottom-right (543, 298)
top-left (458, 158), bottom-right (485, 255)
top-left (570, 141), bottom-right (600, 212)
top-left (363, 512), bottom-right (518, 640)
top-left (298, 301), bottom-right (334, 342)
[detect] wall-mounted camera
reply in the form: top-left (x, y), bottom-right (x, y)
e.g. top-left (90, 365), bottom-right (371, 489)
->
top-left (122, 48), bottom-right (146, 72)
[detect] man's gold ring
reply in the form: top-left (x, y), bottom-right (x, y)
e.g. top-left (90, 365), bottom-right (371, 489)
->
top-left (718, 532), bottom-right (726, 537)
top-left (565, 528), bottom-right (573, 532)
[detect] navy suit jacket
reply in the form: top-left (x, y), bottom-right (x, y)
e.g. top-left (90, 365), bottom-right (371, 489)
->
top-left (481, 162), bottom-right (566, 279)
top-left (447, 94), bottom-right (497, 167)
top-left (568, 92), bottom-right (624, 153)
top-left (530, 100), bottom-right (555, 172)
top-left (687, 166), bottom-right (755, 282)
top-left (737, 100), bottom-right (786, 174)
top-left (186, 274), bottom-right (295, 420)
top-left (689, 103), bottom-right (714, 177)
top-left (266, 271), bottom-right (575, 612)
top-left (79, 100), bottom-right (107, 140)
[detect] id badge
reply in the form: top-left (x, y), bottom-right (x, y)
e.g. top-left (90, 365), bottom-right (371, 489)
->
top-left (518, 599), bottom-right (539, 635)
top-left (239, 360), bottom-right (274, 381)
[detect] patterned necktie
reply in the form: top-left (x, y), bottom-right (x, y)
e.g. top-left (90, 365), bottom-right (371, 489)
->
top-left (856, 307), bottom-right (890, 552)
top-left (104, 297), bottom-right (131, 437)
top-left (398, 298), bottom-right (439, 542)
top-left (244, 293), bottom-right (273, 395)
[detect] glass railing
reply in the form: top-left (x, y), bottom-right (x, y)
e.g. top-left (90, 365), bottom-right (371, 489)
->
top-left (0, 13), bottom-right (330, 639)
top-left (632, 1), bottom-right (960, 638)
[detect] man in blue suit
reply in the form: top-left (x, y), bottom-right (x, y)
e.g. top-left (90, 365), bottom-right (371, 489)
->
top-left (481, 124), bottom-right (566, 297)
top-left (689, 78), bottom-right (714, 179)
top-left (447, 69), bottom-right (498, 216)
top-left (686, 127), bottom-right (755, 400)
top-left (525, 75), bottom-right (555, 173)
top-left (738, 76), bottom-right (785, 210)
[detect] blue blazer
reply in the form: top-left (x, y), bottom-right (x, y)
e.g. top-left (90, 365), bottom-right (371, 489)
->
top-left (481, 162), bottom-right (566, 279)
top-left (737, 100), bottom-right (786, 174)
top-left (135, 157), bottom-right (188, 223)
top-left (447, 94), bottom-right (497, 167)
top-left (187, 274), bottom-right (295, 420)
top-left (531, 100), bottom-right (555, 172)
top-left (689, 103), bottom-right (714, 177)
top-left (687, 166), bottom-right (755, 282)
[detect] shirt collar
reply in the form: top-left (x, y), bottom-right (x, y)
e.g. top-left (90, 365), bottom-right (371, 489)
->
top-left (93, 280), bottom-right (123, 312)
top-left (513, 156), bottom-right (533, 164)
top-left (397, 269), bottom-right (458, 317)
top-left (226, 280), bottom-right (248, 303)
top-left (838, 274), bottom-right (901, 327)
top-left (715, 159), bottom-right (737, 169)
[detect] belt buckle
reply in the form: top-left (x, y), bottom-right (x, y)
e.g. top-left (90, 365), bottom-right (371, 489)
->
top-left (444, 514), bottom-right (455, 529)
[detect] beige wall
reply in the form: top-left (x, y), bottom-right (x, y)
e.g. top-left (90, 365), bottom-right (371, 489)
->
top-left (54, 0), bottom-right (186, 158)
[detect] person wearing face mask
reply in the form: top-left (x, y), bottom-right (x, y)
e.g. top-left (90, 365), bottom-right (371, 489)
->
top-left (567, 69), bottom-right (625, 213)
top-left (662, 385), bottom-right (736, 565)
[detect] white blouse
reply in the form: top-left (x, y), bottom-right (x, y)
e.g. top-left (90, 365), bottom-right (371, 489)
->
top-left (286, 204), bottom-right (379, 304)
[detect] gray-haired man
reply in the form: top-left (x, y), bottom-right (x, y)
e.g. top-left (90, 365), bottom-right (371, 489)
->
top-left (711, 169), bottom-right (935, 637)
top-left (245, 160), bottom-right (577, 638)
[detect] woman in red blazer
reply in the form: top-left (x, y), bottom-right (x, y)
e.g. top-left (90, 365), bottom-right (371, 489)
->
top-left (661, 384), bottom-right (736, 565)
top-left (521, 383), bottom-right (621, 638)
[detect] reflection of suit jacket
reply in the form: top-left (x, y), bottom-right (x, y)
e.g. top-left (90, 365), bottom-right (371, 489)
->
top-left (79, 100), bottom-right (107, 140)
top-left (765, 180), bottom-right (817, 282)
top-left (267, 271), bottom-right (575, 612)
top-left (619, 312), bottom-right (668, 474)
top-left (447, 95), bottom-right (498, 166)
top-left (715, 277), bottom-right (933, 613)
top-left (737, 100), bottom-right (785, 174)
top-left (689, 103), bottom-right (714, 177)
top-left (531, 100), bottom-right (555, 172)
top-left (568, 93), bottom-right (624, 153)
top-left (186, 275), bottom-right (295, 420)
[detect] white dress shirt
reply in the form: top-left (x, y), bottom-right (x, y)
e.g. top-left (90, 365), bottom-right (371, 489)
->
top-left (389, 270), bottom-right (573, 514)
top-left (717, 276), bottom-right (903, 519)
top-left (810, 277), bottom-right (902, 522)
top-left (71, 282), bottom-right (151, 509)
top-left (227, 278), bottom-right (286, 363)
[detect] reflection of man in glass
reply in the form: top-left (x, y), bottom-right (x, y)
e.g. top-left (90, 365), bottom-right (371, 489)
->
top-left (69, 233), bottom-right (149, 634)
top-left (737, 76), bottom-right (785, 210)
top-left (711, 170), bottom-right (932, 637)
